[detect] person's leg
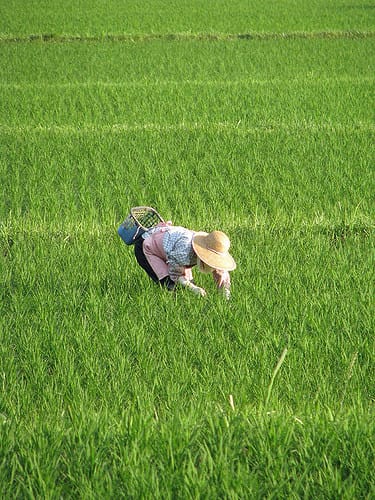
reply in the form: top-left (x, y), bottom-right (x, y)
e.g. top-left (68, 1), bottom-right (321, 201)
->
top-left (134, 238), bottom-right (175, 290)
top-left (142, 234), bottom-right (169, 280)
top-left (134, 238), bottom-right (159, 283)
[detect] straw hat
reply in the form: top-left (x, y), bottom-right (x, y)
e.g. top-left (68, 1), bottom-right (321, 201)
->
top-left (192, 231), bottom-right (236, 271)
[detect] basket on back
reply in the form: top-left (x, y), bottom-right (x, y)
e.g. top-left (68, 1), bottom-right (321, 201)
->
top-left (118, 206), bottom-right (164, 245)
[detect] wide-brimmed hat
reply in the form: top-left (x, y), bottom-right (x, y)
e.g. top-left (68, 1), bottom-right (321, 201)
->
top-left (192, 231), bottom-right (236, 271)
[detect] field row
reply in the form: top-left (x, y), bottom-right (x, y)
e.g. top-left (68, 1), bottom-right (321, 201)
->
top-left (2, 30), bottom-right (375, 44)
top-left (2, 75), bottom-right (374, 86)
top-left (2, 224), bottom-right (374, 410)
top-left (1, 0), bottom-right (374, 36)
top-left (1, 86), bottom-right (372, 126)
top-left (1, 122), bottom-right (374, 137)
top-left (2, 39), bottom-right (373, 84)
top-left (2, 129), bottom-right (374, 227)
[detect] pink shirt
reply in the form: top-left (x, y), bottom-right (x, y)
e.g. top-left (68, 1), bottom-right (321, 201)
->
top-left (142, 230), bottom-right (194, 282)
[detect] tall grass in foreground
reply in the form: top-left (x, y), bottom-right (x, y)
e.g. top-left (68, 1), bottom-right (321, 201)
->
top-left (0, 408), bottom-right (373, 498)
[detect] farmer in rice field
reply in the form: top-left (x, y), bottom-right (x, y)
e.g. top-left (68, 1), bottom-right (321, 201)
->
top-left (133, 222), bottom-right (236, 298)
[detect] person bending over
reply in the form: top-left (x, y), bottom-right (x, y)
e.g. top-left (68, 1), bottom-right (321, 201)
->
top-left (133, 222), bottom-right (236, 298)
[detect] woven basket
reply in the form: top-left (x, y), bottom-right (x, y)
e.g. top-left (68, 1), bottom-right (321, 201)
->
top-left (118, 206), bottom-right (164, 245)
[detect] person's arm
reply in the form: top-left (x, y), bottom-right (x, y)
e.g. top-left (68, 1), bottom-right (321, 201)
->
top-left (166, 260), bottom-right (205, 296)
top-left (212, 270), bottom-right (231, 299)
top-left (165, 229), bottom-right (206, 296)
top-left (177, 276), bottom-right (206, 296)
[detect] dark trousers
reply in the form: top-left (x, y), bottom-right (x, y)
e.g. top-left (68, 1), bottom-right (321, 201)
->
top-left (134, 238), bottom-right (175, 290)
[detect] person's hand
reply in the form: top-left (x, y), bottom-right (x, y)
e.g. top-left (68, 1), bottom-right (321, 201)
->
top-left (190, 285), bottom-right (207, 297)
top-left (212, 270), bottom-right (231, 300)
top-left (178, 277), bottom-right (206, 297)
top-left (212, 270), bottom-right (230, 288)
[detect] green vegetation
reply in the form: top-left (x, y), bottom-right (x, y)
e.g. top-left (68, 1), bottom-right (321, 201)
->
top-left (1, 1), bottom-right (374, 497)
top-left (1, 0), bottom-right (375, 36)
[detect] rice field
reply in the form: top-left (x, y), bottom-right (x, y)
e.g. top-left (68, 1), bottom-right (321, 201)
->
top-left (0, 1), bottom-right (374, 498)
